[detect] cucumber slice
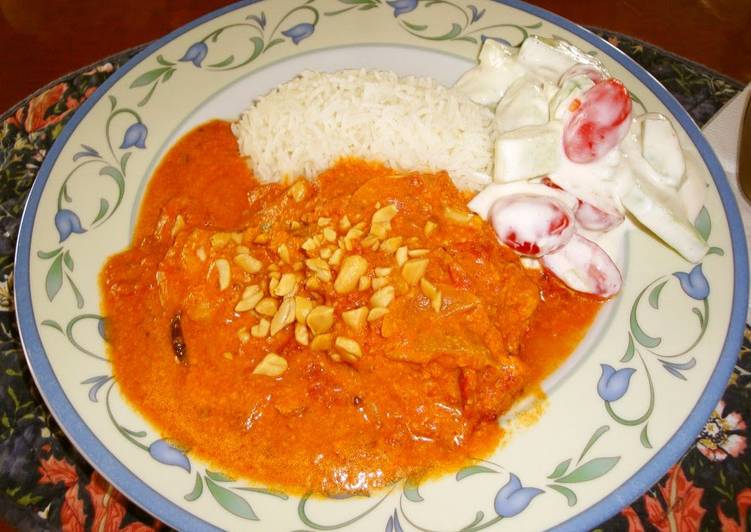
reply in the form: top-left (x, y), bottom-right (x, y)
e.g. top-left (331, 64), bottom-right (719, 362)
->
top-left (641, 114), bottom-right (685, 188)
top-left (549, 74), bottom-right (595, 120)
top-left (621, 176), bottom-right (708, 263)
top-left (454, 39), bottom-right (526, 106)
top-left (494, 122), bottom-right (562, 182)
top-left (495, 75), bottom-right (550, 134)
top-left (517, 36), bottom-right (602, 82)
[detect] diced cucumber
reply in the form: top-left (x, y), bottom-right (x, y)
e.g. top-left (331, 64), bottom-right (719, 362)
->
top-left (549, 74), bottom-right (595, 120)
top-left (454, 39), bottom-right (526, 106)
top-left (641, 114), bottom-right (685, 188)
top-left (517, 36), bottom-right (601, 82)
top-left (468, 181), bottom-right (578, 220)
top-left (495, 76), bottom-right (550, 134)
top-left (494, 122), bottom-right (562, 182)
top-left (621, 176), bottom-right (708, 262)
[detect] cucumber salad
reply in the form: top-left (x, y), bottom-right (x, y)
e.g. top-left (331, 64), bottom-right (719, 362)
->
top-left (456, 36), bottom-right (708, 298)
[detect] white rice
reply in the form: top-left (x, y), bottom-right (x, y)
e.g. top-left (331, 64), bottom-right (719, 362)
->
top-left (232, 69), bottom-right (494, 191)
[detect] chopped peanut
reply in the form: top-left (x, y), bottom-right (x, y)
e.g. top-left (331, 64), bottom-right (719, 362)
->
top-left (395, 246), bottom-right (408, 267)
top-left (252, 353), bottom-right (287, 376)
top-left (278, 244), bottom-right (291, 264)
top-left (335, 336), bottom-right (363, 362)
top-left (287, 180), bottom-right (307, 202)
top-left (305, 258), bottom-right (332, 282)
top-left (401, 258), bottom-right (429, 285)
top-left (273, 273), bottom-right (298, 297)
top-left (306, 305), bottom-right (334, 335)
top-left (334, 255), bottom-right (368, 294)
top-left (235, 253), bottom-right (262, 274)
top-left (310, 333), bottom-right (333, 351)
top-left (367, 307), bottom-right (389, 322)
top-left (424, 220), bottom-right (438, 236)
top-left (372, 204), bottom-right (398, 224)
top-left (342, 307), bottom-right (368, 331)
top-left (214, 259), bottom-right (231, 291)
top-left (380, 236), bottom-right (403, 254)
top-left (251, 318), bottom-right (270, 338)
top-left (294, 296), bottom-right (313, 323)
top-left (339, 216), bottom-right (352, 231)
top-left (255, 297), bottom-right (278, 317)
top-left (270, 297), bottom-right (296, 336)
top-left (210, 232), bottom-right (231, 248)
top-left (420, 278), bottom-right (442, 312)
top-left (370, 286), bottom-right (395, 308)
top-left (358, 276), bottom-right (371, 291)
top-left (295, 323), bottom-right (309, 346)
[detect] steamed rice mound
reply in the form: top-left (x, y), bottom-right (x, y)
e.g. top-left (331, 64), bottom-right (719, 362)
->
top-left (232, 69), bottom-right (494, 191)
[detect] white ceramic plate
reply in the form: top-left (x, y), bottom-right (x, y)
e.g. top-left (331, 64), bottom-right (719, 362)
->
top-left (15, 1), bottom-right (748, 530)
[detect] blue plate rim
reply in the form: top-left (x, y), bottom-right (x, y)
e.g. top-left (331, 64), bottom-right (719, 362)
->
top-left (13, 0), bottom-right (749, 530)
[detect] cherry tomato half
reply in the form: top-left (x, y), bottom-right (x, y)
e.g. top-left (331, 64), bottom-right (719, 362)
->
top-left (563, 79), bottom-right (632, 164)
top-left (489, 194), bottom-right (576, 257)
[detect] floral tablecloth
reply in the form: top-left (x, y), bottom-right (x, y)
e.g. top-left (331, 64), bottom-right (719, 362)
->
top-left (0, 30), bottom-right (748, 531)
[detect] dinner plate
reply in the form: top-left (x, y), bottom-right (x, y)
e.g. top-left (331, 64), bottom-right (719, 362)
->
top-left (14, 0), bottom-right (748, 530)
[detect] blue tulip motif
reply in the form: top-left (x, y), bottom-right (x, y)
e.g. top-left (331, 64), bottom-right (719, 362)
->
top-left (120, 122), bottom-right (148, 150)
top-left (493, 473), bottom-right (543, 518)
top-left (673, 264), bottom-right (709, 300)
top-left (179, 41), bottom-right (209, 67)
top-left (54, 209), bottom-right (86, 242)
top-left (282, 23), bottom-right (315, 45)
top-left (468, 5), bottom-right (486, 23)
top-left (148, 439), bottom-right (191, 472)
top-left (597, 364), bottom-right (636, 402)
top-left (387, 0), bottom-right (418, 17)
top-left (385, 509), bottom-right (404, 532)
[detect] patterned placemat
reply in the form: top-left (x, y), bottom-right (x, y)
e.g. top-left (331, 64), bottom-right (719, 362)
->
top-left (0, 29), bottom-right (747, 531)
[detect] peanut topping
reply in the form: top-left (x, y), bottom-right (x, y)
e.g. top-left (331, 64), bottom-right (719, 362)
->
top-left (235, 253), bottom-right (263, 274)
top-left (380, 236), bottom-right (403, 254)
top-left (270, 297), bottom-right (296, 336)
top-left (358, 275), bottom-right (371, 291)
top-left (401, 258), bottom-right (429, 286)
top-left (251, 318), bottom-right (270, 338)
top-left (305, 258), bottom-right (332, 282)
top-left (294, 296), bottom-right (313, 324)
top-left (255, 297), bottom-right (279, 317)
top-left (372, 204), bottom-right (398, 224)
top-left (370, 286), bottom-right (395, 308)
top-left (342, 307), bottom-right (368, 331)
top-left (210, 232), bottom-right (231, 249)
top-left (287, 180), bottom-right (307, 202)
top-left (424, 220), bottom-right (438, 236)
top-left (310, 333), bottom-right (333, 351)
top-left (367, 307), bottom-right (389, 322)
top-left (273, 273), bottom-right (298, 297)
top-left (213, 259), bottom-right (231, 291)
top-left (334, 255), bottom-right (368, 294)
top-left (420, 278), bottom-right (442, 312)
top-left (295, 323), bottom-right (310, 346)
top-left (395, 246), bottom-right (408, 267)
top-left (252, 353), bottom-right (287, 377)
top-left (306, 305), bottom-right (334, 335)
top-left (335, 336), bottom-right (363, 362)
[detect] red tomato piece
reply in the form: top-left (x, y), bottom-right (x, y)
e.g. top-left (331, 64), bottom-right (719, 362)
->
top-left (541, 234), bottom-right (622, 298)
top-left (489, 194), bottom-right (576, 258)
top-left (563, 79), bottom-right (632, 163)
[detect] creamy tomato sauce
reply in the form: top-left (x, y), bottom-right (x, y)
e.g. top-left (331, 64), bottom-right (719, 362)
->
top-left (101, 120), bottom-right (600, 495)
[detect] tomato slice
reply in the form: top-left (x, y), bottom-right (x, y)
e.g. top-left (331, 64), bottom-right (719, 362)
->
top-left (563, 79), bottom-right (632, 163)
top-left (541, 234), bottom-right (622, 298)
top-left (489, 194), bottom-right (576, 258)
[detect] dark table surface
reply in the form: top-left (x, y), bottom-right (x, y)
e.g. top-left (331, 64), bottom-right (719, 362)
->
top-left (1, 1), bottom-right (750, 114)
top-left (1, 2), bottom-right (750, 531)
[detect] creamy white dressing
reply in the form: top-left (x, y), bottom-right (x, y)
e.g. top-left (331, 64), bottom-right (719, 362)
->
top-left (457, 35), bottom-right (709, 295)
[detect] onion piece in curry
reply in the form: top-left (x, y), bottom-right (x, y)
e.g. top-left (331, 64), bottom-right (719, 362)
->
top-left (101, 120), bottom-right (601, 495)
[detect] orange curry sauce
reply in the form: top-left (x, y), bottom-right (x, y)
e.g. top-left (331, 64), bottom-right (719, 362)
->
top-left (101, 120), bottom-right (601, 495)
